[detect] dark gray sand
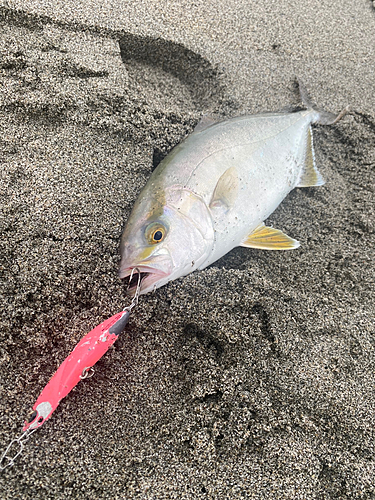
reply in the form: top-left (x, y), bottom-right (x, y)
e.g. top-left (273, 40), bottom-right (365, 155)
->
top-left (0, 2), bottom-right (375, 499)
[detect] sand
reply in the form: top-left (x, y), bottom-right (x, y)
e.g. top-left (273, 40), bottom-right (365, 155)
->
top-left (0, 1), bottom-right (374, 498)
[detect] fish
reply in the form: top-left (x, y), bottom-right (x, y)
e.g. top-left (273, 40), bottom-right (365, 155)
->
top-left (119, 81), bottom-right (348, 294)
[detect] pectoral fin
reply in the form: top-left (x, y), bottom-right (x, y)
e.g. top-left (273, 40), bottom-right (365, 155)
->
top-left (296, 126), bottom-right (325, 187)
top-left (209, 167), bottom-right (239, 213)
top-left (241, 223), bottom-right (300, 250)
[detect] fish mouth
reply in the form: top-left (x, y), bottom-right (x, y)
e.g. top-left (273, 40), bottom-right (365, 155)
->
top-left (119, 265), bottom-right (170, 295)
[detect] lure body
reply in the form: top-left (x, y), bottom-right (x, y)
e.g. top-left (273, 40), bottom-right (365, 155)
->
top-left (23, 310), bottom-right (130, 432)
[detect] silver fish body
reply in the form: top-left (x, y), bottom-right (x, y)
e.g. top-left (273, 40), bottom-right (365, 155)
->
top-left (119, 89), bottom-right (346, 294)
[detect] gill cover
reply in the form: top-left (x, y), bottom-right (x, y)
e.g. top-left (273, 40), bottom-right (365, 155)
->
top-left (119, 185), bottom-right (214, 293)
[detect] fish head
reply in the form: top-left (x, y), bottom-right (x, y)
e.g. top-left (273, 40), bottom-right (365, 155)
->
top-left (119, 185), bottom-right (214, 294)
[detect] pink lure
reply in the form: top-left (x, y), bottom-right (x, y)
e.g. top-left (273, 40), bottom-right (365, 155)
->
top-left (23, 310), bottom-right (130, 432)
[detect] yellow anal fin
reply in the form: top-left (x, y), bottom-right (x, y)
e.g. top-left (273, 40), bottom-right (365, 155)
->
top-left (296, 126), bottom-right (325, 187)
top-left (241, 223), bottom-right (300, 250)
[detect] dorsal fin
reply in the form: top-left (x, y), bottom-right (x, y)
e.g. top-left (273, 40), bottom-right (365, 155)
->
top-left (194, 114), bottom-right (217, 133)
top-left (296, 126), bottom-right (325, 187)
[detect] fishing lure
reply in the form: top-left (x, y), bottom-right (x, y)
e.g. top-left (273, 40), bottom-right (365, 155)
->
top-left (0, 270), bottom-right (142, 471)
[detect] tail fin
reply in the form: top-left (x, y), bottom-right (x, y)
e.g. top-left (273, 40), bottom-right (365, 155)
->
top-left (297, 78), bottom-right (349, 125)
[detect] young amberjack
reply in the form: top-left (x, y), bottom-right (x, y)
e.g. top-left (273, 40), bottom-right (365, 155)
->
top-left (119, 81), bottom-right (348, 294)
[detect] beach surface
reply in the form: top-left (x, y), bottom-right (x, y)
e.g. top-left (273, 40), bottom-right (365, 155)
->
top-left (0, 1), bottom-right (374, 498)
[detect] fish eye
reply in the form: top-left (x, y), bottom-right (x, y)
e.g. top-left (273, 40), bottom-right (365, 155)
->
top-left (145, 222), bottom-right (167, 244)
top-left (153, 230), bottom-right (163, 241)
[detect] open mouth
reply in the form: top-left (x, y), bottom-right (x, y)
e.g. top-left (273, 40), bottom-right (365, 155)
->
top-left (120, 265), bottom-right (168, 294)
top-left (128, 270), bottom-right (149, 290)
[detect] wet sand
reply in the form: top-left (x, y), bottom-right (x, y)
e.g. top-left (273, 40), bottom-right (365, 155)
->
top-left (0, 1), bottom-right (374, 499)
